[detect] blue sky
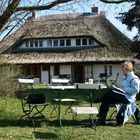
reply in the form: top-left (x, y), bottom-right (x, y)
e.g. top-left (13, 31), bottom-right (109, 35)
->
top-left (34, 0), bottom-right (138, 40)
top-left (1, 0), bottom-right (138, 40)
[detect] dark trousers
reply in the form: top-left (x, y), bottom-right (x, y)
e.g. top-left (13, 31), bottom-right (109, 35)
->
top-left (99, 90), bottom-right (130, 121)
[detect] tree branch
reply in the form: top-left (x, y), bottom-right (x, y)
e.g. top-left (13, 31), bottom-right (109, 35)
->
top-left (16, 0), bottom-right (74, 11)
top-left (100, 0), bottom-right (131, 4)
top-left (0, 0), bottom-right (20, 31)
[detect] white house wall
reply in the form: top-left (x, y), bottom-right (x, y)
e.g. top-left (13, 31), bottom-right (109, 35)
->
top-left (50, 65), bottom-right (71, 82)
top-left (111, 64), bottom-right (122, 82)
top-left (93, 64), bottom-right (104, 81)
top-left (60, 65), bottom-right (71, 75)
top-left (93, 64), bottom-right (122, 83)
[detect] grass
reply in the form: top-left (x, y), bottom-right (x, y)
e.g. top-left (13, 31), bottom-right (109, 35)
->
top-left (0, 84), bottom-right (140, 140)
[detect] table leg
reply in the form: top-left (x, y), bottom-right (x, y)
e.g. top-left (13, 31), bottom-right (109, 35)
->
top-left (57, 100), bottom-right (63, 128)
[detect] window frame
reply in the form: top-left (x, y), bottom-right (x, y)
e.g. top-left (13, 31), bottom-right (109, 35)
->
top-left (39, 40), bottom-right (43, 47)
top-left (25, 41), bottom-right (29, 48)
top-left (53, 39), bottom-right (59, 47)
top-left (84, 65), bottom-right (93, 80)
top-left (66, 39), bottom-right (71, 46)
top-left (35, 40), bottom-right (38, 48)
top-left (89, 38), bottom-right (94, 46)
top-left (76, 38), bottom-right (81, 46)
top-left (47, 39), bottom-right (52, 47)
top-left (82, 38), bottom-right (88, 46)
top-left (60, 39), bottom-right (65, 47)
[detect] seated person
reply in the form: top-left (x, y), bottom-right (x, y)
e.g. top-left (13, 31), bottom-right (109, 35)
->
top-left (98, 61), bottom-right (140, 125)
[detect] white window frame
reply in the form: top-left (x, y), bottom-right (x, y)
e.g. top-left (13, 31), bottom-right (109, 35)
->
top-left (82, 38), bottom-right (88, 46)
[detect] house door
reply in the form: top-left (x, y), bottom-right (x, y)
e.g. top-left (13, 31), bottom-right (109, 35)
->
top-left (41, 65), bottom-right (49, 83)
top-left (73, 65), bottom-right (84, 83)
top-left (41, 71), bottom-right (49, 83)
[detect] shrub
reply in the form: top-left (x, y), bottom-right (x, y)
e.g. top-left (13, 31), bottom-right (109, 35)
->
top-left (0, 65), bottom-right (21, 97)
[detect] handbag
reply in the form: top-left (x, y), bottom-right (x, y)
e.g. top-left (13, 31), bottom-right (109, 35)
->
top-left (27, 93), bottom-right (46, 104)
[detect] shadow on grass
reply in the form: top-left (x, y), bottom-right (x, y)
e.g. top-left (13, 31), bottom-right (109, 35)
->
top-left (0, 118), bottom-right (107, 128)
top-left (31, 88), bottom-right (107, 104)
top-left (33, 131), bottom-right (58, 140)
top-left (0, 119), bottom-right (42, 127)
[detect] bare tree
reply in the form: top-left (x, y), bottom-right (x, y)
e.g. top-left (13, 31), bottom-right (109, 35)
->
top-left (0, 0), bottom-right (76, 41)
top-left (0, 0), bottom-right (139, 41)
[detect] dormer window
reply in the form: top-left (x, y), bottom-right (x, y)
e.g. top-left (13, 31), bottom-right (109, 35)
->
top-left (60, 39), bottom-right (65, 46)
top-left (23, 37), bottom-right (98, 49)
top-left (89, 38), bottom-right (94, 45)
top-left (25, 41), bottom-right (29, 47)
top-left (35, 41), bottom-right (38, 47)
top-left (30, 41), bottom-right (34, 47)
top-left (39, 41), bottom-right (43, 47)
top-left (82, 38), bottom-right (88, 46)
top-left (66, 39), bottom-right (71, 46)
top-left (76, 39), bottom-right (81, 46)
top-left (53, 40), bottom-right (58, 47)
top-left (47, 40), bottom-right (52, 47)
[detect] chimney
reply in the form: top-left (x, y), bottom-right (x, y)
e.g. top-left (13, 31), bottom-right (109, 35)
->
top-left (91, 6), bottom-right (98, 15)
top-left (100, 11), bottom-right (106, 17)
top-left (32, 11), bottom-right (35, 19)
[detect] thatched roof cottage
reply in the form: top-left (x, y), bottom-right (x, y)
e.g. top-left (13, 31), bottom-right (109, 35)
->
top-left (0, 7), bottom-right (137, 83)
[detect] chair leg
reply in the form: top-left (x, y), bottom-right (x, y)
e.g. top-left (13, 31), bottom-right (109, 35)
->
top-left (50, 104), bottom-right (58, 118)
top-left (65, 103), bottom-right (73, 115)
top-left (20, 106), bottom-right (36, 129)
top-left (32, 106), bottom-right (48, 123)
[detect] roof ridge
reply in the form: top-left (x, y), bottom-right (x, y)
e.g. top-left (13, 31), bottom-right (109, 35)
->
top-left (35, 13), bottom-right (101, 21)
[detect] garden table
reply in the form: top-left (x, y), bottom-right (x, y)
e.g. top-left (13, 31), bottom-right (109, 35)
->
top-left (48, 85), bottom-right (76, 127)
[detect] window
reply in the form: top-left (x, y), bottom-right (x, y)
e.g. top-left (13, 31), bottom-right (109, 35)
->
top-left (66, 39), bottom-right (71, 46)
top-left (53, 40), bottom-right (58, 47)
top-left (109, 65), bottom-right (112, 76)
top-left (85, 65), bottom-right (93, 80)
top-left (76, 39), bottom-right (81, 46)
top-left (30, 41), bottom-right (34, 47)
top-left (104, 65), bottom-right (108, 74)
top-left (89, 38), bottom-right (94, 45)
top-left (82, 38), bottom-right (88, 46)
top-left (35, 41), bottom-right (38, 47)
top-left (39, 40), bottom-right (43, 47)
top-left (60, 40), bottom-right (65, 46)
top-left (54, 65), bottom-right (59, 76)
top-left (47, 40), bottom-right (52, 47)
top-left (33, 66), bottom-right (40, 77)
top-left (25, 41), bottom-right (29, 47)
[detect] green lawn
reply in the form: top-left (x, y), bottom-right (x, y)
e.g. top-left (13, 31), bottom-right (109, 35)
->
top-left (0, 84), bottom-right (140, 140)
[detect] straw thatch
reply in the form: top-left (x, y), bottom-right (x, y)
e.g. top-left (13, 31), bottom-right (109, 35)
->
top-left (0, 13), bottom-right (136, 64)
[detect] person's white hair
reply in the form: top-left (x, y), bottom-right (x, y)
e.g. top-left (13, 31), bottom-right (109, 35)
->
top-left (122, 61), bottom-right (133, 72)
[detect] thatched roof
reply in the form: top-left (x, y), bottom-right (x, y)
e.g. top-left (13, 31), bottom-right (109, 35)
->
top-left (0, 13), bottom-right (136, 64)
top-left (0, 48), bottom-right (135, 64)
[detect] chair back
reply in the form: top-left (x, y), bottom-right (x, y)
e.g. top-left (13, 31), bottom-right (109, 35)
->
top-left (115, 73), bottom-right (119, 82)
top-left (18, 79), bottom-right (34, 112)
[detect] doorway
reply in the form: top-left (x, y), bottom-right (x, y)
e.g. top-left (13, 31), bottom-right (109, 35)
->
top-left (41, 65), bottom-right (49, 83)
top-left (73, 65), bottom-right (84, 83)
